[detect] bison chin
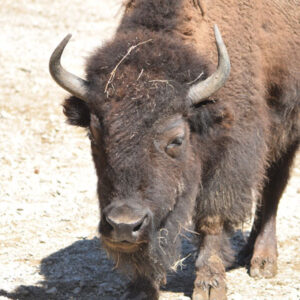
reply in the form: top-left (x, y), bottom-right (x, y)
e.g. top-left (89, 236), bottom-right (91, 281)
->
top-left (100, 224), bottom-right (182, 285)
top-left (101, 237), bottom-right (148, 254)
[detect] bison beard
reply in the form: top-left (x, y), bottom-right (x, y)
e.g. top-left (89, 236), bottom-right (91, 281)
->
top-left (49, 0), bottom-right (300, 299)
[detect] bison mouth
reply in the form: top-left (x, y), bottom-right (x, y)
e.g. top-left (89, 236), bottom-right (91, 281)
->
top-left (102, 237), bottom-right (147, 253)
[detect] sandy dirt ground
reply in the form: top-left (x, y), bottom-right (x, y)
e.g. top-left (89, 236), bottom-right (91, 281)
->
top-left (0, 1), bottom-right (299, 299)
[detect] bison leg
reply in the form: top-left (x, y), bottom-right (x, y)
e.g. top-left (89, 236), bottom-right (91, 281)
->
top-left (248, 141), bottom-right (299, 278)
top-left (121, 276), bottom-right (159, 300)
top-left (192, 217), bottom-right (230, 300)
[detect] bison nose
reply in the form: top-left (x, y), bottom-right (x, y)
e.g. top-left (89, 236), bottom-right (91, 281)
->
top-left (103, 209), bottom-right (150, 243)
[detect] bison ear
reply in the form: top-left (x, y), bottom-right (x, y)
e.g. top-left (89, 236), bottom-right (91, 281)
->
top-left (63, 96), bottom-right (90, 127)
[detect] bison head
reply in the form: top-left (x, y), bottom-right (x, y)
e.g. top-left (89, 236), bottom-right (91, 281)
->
top-left (49, 25), bottom-right (230, 277)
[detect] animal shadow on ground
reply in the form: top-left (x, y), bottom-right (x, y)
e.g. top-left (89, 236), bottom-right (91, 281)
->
top-left (0, 232), bottom-right (247, 300)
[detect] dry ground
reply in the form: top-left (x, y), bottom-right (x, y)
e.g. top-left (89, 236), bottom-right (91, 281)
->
top-left (0, 1), bottom-right (299, 299)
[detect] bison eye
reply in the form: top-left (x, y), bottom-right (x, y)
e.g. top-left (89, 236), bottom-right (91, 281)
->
top-left (168, 137), bottom-right (183, 147)
top-left (165, 136), bottom-right (184, 158)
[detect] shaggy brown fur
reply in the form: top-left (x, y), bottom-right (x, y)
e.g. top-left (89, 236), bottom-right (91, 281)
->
top-left (59, 0), bottom-right (300, 298)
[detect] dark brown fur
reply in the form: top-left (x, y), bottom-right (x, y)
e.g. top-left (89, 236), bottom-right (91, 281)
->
top-left (61, 0), bottom-right (299, 298)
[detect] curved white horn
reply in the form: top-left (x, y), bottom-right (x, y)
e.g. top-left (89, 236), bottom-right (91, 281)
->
top-left (188, 25), bottom-right (231, 105)
top-left (49, 34), bottom-right (88, 101)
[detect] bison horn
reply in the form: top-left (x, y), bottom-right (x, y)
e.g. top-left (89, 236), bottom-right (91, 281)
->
top-left (188, 25), bottom-right (231, 105)
top-left (49, 34), bottom-right (89, 102)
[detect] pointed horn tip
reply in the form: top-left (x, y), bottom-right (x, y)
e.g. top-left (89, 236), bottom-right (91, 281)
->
top-left (213, 24), bottom-right (222, 44)
top-left (56, 34), bottom-right (73, 54)
top-left (49, 34), bottom-right (88, 102)
top-left (213, 24), bottom-right (219, 34)
top-left (213, 24), bottom-right (230, 68)
top-left (50, 34), bottom-right (73, 60)
top-left (49, 34), bottom-right (73, 75)
top-left (63, 33), bottom-right (72, 44)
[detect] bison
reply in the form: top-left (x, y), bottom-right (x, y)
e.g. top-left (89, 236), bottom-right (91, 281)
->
top-left (49, 0), bottom-right (300, 299)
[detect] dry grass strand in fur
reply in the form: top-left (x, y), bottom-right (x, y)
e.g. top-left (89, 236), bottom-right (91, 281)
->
top-left (104, 39), bottom-right (153, 96)
top-left (170, 253), bottom-right (191, 272)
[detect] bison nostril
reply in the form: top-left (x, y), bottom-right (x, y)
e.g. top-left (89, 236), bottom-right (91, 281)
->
top-left (133, 214), bottom-right (149, 232)
top-left (105, 216), bottom-right (115, 230)
top-left (106, 222), bottom-right (114, 231)
top-left (133, 221), bottom-right (143, 232)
